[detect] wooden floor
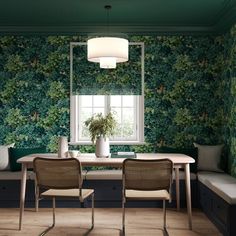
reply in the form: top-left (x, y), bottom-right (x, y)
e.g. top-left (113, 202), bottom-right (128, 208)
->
top-left (0, 208), bottom-right (221, 236)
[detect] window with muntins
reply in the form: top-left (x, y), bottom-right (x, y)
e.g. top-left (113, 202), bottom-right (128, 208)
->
top-left (70, 95), bottom-right (144, 144)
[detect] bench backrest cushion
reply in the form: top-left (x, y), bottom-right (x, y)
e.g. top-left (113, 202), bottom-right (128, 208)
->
top-left (194, 143), bottom-right (224, 172)
top-left (0, 143), bottom-right (15, 170)
top-left (9, 147), bottom-right (47, 171)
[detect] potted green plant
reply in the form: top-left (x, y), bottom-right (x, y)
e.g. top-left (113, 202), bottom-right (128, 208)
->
top-left (84, 112), bottom-right (116, 157)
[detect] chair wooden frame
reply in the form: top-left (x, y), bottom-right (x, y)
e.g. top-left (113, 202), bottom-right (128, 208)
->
top-left (122, 158), bottom-right (173, 236)
top-left (33, 157), bottom-right (94, 236)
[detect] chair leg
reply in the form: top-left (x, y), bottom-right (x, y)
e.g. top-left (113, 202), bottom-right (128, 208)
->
top-left (163, 200), bottom-right (168, 236)
top-left (122, 197), bottom-right (125, 235)
top-left (39, 197), bottom-right (56, 236)
top-left (52, 197), bottom-right (56, 226)
top-left (34, 179), bottom-right (39, 212)
top-left (91, 193), bottom-right (94, 229)
top-left (163, 200), bottom-right (166, 228)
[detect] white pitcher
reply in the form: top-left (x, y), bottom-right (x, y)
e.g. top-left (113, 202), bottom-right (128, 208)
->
top-left (58, 136), bottom-right (68, 158)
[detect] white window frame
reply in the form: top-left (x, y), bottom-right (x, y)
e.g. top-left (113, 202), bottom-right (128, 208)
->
top-left (69, 42), bottom-right (145, 145)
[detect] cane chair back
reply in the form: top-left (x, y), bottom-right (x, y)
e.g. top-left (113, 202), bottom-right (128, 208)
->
top-left (123, 159), bottom-right (173, 191)
top-left (33, 158), bottom-right (82, 189)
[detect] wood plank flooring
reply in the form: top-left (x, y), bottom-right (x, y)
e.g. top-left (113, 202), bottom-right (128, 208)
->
top-left (0, 208), bottom-right (222, 236)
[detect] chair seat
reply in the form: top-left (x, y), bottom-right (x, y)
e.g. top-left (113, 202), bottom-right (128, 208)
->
top-left (125, 189), bottom-right (170, 200)
top-left (41, 189), bottom-right (94, 201)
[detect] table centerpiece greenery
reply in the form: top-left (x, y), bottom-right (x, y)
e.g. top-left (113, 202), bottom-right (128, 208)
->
top-left (85, 112), bottom-right (116, 157)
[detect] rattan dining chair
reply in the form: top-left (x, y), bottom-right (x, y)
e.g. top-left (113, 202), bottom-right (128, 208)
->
top-left (122, 159), bottom-right (173, 236)
top-left (33, 157), bottom-right (94, 236)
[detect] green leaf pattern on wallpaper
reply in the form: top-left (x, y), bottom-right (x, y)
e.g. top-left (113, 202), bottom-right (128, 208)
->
top-left (223, 24), bottom-right (236, 177)
top-left (0, 36), bottom-right (71, 151)
top-left (0, 29), bottom-right (235, 175)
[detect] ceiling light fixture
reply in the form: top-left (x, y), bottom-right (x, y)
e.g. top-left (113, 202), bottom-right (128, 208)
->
top-left (87, 5), bottom-right (129, 69)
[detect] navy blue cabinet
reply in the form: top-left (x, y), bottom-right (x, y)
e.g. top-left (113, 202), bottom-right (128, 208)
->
top-left (199, 182), bottom-right (236, 236)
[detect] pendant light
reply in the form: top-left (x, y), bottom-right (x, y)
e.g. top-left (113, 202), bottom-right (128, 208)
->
top-left (87, 5), bottom-right (129, 69)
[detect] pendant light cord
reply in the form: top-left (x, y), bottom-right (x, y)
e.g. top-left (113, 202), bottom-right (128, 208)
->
top-left (105, 5), bottom-right (111, 35)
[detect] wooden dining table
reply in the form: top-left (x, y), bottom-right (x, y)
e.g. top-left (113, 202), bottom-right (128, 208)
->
top-left (17, 153), bottom-right (195, 230)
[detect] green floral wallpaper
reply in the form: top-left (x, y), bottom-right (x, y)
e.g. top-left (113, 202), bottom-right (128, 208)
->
top-left (72, 44), bottom-right (142, 95)
top-left (223, 24), bottom-right (236, 177)
top-left (0, 32), bottom-right (234, 174)
top-left (139, 35), bottom-right (225, 150)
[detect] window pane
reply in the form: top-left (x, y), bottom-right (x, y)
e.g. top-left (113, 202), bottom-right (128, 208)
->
top-left (80, 108), bottom-right (92, 139)
top-left (81, 126), bottom-right (90, 138)
top-left (110, 95), bottom-right (121, 107)
top-left (123, 108), bottom-right (135, 137)
top-left (111, 108), bottom-right (121, 124)
top-left (111, 108), bottom-right (121, 137)
top-left (80, 108), bottom-right (92, 123)
top-left (81, 95), bottom-right (92, 107)
top-left (93, 108), bottom-right (105, 115)
top-left (123, 108), bottom-right (134, 122)
top-left (123, 95), bottom-right (134, 107)
top-left (114, 123), bottom-right (123, 136)
top-left (122, 123), bottom-right (135, 137)
top-left (93, 95), bottom-right (105, 107)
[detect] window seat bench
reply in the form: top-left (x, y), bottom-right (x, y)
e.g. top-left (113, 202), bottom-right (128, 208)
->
top-left (0, 170), bottom-right (33, 180)
top-left (83, 169), bottom-right (198, 208)
top-left (85, 169), bottom-right (197, 181)
top-left (198, 171), bottom-right (236, 236)
top-left (0, 171), bottom-right (87, 208)
top-left (0, 169), bottom-right (197, 208)
top-left (0, 171), bottom-right (35, 207)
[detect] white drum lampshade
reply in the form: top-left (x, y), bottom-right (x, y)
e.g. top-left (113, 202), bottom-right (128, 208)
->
top-left (87, 37), bottom-right (129, 69)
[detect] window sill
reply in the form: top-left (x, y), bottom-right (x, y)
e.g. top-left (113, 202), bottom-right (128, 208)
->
top-left (69, 141), bottom-right (146, 146)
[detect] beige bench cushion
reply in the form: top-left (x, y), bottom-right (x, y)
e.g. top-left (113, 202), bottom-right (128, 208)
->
top-left (198, 171), bottom-right (236, 186)
top-left (86, 169), bottom-right (196, 181)
top-left (198, 171), bottom-right (236, 204)
top-left (0, 171), bottom-right (32, 180)
top-left (210, 182), bottom-right (236, 204)
top-left (86, 170), bottom-right (122, 180)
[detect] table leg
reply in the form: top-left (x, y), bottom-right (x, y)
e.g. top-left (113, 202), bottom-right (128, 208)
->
top-left (19, 164), bottom-right (27, 230)
top-left (35, 178), bottom-right (39, 212)
top-left (184, 163), bottom-right (192, 230)
top-left (175, 167), bottom-right (180, 211)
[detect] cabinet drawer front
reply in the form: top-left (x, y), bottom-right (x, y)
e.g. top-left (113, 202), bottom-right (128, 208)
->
top-left (212, 195), bottom-right (229, 225)
top-left (199, 183), bottom-right (212, 211)
top-left (0, 180), bottom-right (35, 201)
top-left (0, 181), bottom-right (21, 200)
top-left (84, 180), bottom-right (122, 200)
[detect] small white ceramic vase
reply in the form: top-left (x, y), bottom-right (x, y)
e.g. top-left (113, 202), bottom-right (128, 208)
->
top-left (58, 136), bottom-right (68, 158)
top-left (95, 136), bottom-right (110, 158)
top-left (68, 150), bottom-right (80, 158)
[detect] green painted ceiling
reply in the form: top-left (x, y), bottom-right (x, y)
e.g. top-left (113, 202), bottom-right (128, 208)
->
top-left (0, 0), bottom-right (235, 35)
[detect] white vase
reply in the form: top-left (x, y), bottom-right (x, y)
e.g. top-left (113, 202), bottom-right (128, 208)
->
top-left (95, 136), bottom-right (110, 158)
top-left (58, 136), bottom-right (68, 158)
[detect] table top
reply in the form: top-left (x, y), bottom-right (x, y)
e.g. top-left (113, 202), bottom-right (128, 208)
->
top-left (17, 153), bottom-right (195, 167)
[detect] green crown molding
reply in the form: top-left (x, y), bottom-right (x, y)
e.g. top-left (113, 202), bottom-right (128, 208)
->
top-left (0, 0), bottom-right (235, 35)
top-left (0, 25), bottom-right (222, 36)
